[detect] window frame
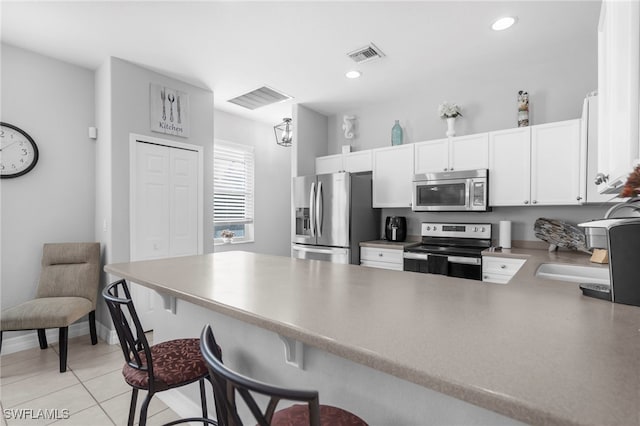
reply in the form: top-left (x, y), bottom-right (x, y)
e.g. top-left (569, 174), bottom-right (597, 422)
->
top-left (213, 139), bottom-right (255, 245)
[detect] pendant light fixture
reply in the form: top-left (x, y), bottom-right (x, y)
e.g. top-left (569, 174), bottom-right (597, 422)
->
top-left (274, 117), bottom-right (293, 147)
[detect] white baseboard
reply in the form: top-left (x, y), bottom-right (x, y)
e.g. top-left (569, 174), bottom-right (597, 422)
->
top-left (1, 320), bottom-right (120, 354)
top-left (156, 388), bottom-right (207, 420)
top-left (97, 321), bottom-right (119, 345)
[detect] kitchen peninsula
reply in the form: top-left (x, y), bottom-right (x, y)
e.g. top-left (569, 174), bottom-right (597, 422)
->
top-left (105, 251), bottom-right (640, 426)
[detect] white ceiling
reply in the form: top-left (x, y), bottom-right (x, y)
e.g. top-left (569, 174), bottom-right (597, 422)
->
top-left (1, 1), bottom-right (601, 125)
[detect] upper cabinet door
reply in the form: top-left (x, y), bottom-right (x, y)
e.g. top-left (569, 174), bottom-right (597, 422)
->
top-left (489, 127), bottom-right (531, 206)
top-left (315, 154), bottom-right (343, 174)
top-left (449, 133), bottom-right (489, 172)
top-left (414, 138), bottom-right (448, 173)
top-left (372, 144), bottom-right (414, 208)
top-left (597, 0), bottom-right (640, 193)
top-left (531, 120), bottom-right (583, 205)
top-left (343, 150), bottom-right (372, 173)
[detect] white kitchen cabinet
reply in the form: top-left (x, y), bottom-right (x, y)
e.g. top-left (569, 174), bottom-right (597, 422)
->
top-left (482, 256), bottom-right (526, 284)
top-left (531, 119), bottom-right (584, 205)
top-left (343, 150), bottom-right (372, 173)
top-left (315, 151), bottom-right (373, 174)
top-left (414, 138), bottom-right (448, 173)
top-left (596, 0), bottom-right (640, 194)
top-left (372, 144), bottom-right (414, 208)
top-left (489, 120), bottom-right (583, 206)
top-left (489, 127), bottom-right (531, 206)
top-left (315, 154), bottom-right (343, 174)
top-left (414, 133), bottom-right (488, 174)
top-left (360, 247), bottom-right (404, 271)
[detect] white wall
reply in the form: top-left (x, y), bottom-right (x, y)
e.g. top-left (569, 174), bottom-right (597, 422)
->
top-left (1, 44), bottom-right (96, 337)
top-left (95, 57), bottom-right (215, 328)
top-left (293, 104), bottom-right (328, 177)
top-left (213, 109), bottom-right (291, 256)
top-left (328, 48), bottom-right (596, 152)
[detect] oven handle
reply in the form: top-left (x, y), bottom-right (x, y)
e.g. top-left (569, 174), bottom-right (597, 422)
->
top-left (403, 252), bottom-right (429, 260)
top-left (447, 256), bottom-right (481, 265)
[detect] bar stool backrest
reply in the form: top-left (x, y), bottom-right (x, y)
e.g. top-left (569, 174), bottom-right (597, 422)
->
top-left (200, 324), bottom-right (321, 426)
top-left (103, 280), bottom-right (155, 391)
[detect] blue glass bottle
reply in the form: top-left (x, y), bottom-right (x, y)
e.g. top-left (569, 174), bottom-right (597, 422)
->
top-left (391, 120), bottom-right (403, 146)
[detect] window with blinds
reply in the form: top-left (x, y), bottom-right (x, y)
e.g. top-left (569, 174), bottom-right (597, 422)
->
top-left (213, 140), bottom-right (255, 242)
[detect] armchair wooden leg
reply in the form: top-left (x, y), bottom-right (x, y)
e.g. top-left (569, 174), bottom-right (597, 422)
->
top-left (59, 327), bottom-right (68, 372)
top-left (89, 310), bottom-right (98, 345)
top-left (37, 329), bottom-right (48, 349)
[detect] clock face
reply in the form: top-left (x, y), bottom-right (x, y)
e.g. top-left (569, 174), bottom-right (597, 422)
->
top-left (0, 122), bottom-right (39, 178)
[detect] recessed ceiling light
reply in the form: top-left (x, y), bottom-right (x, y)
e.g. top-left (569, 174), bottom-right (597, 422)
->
top-left (492, 16), bottom-right (517, 31)
top-left (345, 70), bottom-right (362, 79)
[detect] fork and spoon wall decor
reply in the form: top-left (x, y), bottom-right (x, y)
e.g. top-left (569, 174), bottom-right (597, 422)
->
top-left (150, 83), bottom-right (190, 137)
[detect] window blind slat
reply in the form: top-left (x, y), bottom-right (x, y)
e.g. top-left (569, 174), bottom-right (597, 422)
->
top-left (214, 141), bottom-right (254, 226)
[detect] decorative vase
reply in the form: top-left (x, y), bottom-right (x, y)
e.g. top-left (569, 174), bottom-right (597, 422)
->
top-left (391, 120), bottom-right (403, 145)
top-left (446, 117), bottom-right (456, 137)
top-left (518, 90), bottom-right (529, 127)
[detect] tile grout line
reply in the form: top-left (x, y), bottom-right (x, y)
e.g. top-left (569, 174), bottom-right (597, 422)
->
top-left (67, 358), bottom-right (120, 426)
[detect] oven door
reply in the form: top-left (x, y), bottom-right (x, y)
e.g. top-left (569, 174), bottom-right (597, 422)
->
top-left (403, 252), bottom-right (482, 280)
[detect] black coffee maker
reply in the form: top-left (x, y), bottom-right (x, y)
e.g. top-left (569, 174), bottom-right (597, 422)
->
top-left (385, 216), bottom-right (407, 242)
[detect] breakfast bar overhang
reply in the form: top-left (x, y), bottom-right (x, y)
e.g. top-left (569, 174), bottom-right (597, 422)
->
top-left (105, 251), bottom-right (640, 426)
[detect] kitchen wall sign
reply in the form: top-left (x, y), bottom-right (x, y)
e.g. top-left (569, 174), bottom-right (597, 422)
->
top-left (149, 83), bottom-right (189, 138)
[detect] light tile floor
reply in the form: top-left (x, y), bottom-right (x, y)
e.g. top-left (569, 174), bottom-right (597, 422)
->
top-left (0, 334), bottom-right (182, 425)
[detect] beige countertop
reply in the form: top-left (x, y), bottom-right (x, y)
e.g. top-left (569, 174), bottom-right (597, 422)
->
top-left (359, 239), bottom-right (420, 249)
top-left (105, 251), bottom-right (640, 426)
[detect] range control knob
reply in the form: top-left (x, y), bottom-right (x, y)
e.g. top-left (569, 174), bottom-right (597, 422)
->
top-left (481, 227), bottom-right (486, 232)
top-left (473, 227), bottom-right (478, 232)
top-left (426, 226), bottom-right (431, 231)
top-left (433, 226), bottom-right (437, 231)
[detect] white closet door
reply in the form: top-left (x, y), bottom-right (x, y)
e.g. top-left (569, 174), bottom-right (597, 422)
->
top-left (134, 143), bottom-right (171, 260)
top-left (169, 148), bottom-right (198, 256)
top-left (131, 141), bottom-right (199, 330)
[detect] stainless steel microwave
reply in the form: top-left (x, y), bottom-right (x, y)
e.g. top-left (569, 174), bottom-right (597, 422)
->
top-left (412, 169), bottom-right (489, 212)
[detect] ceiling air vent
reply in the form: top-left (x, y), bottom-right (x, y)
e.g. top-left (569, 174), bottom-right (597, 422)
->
top-left (347, 43), bottom-right (385, 64)
top-left (227, 86), bottom-right (292, 110)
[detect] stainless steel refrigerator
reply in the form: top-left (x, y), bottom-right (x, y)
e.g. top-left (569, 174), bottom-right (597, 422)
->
top-left (292, 171), bottom-right (380, 264)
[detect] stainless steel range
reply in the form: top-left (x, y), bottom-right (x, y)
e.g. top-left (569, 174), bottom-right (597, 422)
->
top-left (403, 222), bottom-right (492, 280)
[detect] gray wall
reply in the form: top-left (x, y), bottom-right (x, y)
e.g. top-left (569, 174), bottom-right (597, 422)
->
top-left (1, 44), bottom-right (96, 338)
top-left (327, 46), bottom-right (596, 152)
top-left (381, 205), bottom-right (610, 244)
top-left (96, 57), bottom-right (215, 328)
top-left (213, 109), bottom-right (291, 256)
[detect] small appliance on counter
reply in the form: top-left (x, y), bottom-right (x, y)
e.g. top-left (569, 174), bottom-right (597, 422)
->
top-left (385, 216), bottom-right (407, 242)
top-left (578, 218), bottom-right (640, 306)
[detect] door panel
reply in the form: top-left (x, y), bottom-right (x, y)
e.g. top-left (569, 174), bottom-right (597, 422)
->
top-left (316, 172), bottom-right (349, 247)
top-left (132, 141), bottom-right (200, 331)
top-left (170, 149), bottom-right (198, 256)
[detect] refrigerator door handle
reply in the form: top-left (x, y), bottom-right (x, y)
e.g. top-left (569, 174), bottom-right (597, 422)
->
top-left (316, 181), bottom-right (323, 237)
top-left (309, 182), bottom-right (316, 237)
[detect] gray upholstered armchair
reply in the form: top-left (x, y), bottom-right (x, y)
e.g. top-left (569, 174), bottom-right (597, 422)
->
top-left (0, 242), bottom-right (101, 372)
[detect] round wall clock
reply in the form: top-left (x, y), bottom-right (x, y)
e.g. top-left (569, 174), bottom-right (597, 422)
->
top-left (0, 122), bottom-right (39, 178)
